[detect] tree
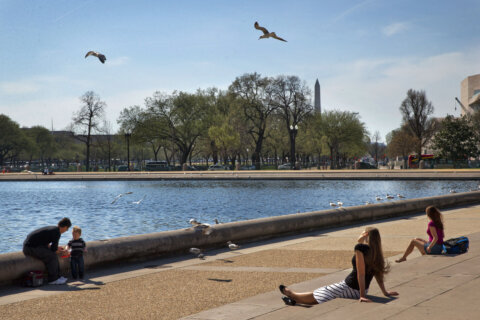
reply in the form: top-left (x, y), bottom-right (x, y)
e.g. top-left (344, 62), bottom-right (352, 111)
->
top-left (24, 126), bottom-right (56, 167)
top-left (71, 91), bottom-right (106, 171)
top-left (432, 115), bottom-right (479, 167)
top-left (0, 114), bottom-right (29, 166)
top-left (273, 75), bottom-right (313, 167)
top-left (146, 91), bottom-right (210, 165)
top-left (319, 110), bottom-right (368, 169)
top-left (399, 89), bottom-right (436, 156)
top-left (386, 124), bottom-right (418, 166)
top-left (229, 72), bottom-right (278, 168)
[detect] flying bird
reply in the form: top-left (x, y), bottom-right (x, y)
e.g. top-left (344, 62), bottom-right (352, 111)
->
top-left (375, 196), bottom-right (383, 201)
top-left (189, 219), bottom-right (213, 235)
top-left (329, 202), bottom-right (337, 207)
top-left (254, 21), bottom-right (287, 42)
top-left (397, 194), bottom-right (405, 199)
top-left (337, 201), bottom-right (343, 207)
top-left (386, 194), bottom-right (394, 199)
top-left (227, 241), bottom-right (240, 250)
top-left (111, 192), bottom-right (133, 204)
top-left (132, 195), bottom-right (146, 205)
top-left (85, 51), bottom-right (106, 64)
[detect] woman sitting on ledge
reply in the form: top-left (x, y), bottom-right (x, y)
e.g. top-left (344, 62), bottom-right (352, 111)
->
top-left (279, 227), bottom-right (398, 305)
top-left (396, 206), bottom-right (444, 263)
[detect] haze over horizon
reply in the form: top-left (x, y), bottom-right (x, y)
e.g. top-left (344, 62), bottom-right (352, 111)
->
top-left (1, 0), bottom-right (480, 141)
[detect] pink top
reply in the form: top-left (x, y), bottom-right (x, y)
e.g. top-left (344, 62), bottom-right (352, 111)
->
top-left (427, 221), bottom-right (444, 245)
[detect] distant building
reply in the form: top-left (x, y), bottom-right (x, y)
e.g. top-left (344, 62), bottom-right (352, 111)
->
top-left (314, 79), bottom-right (321, 113)
top-left (460, 73), bottom-right (480, 116)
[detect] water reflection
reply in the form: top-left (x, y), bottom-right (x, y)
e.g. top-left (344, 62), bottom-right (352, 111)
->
top-left (0, 180), bottom-right (478, 253)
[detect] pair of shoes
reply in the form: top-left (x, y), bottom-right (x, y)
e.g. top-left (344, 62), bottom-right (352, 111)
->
top-left (49, 277), bottom-right (67, 285)
top-left (282, 296), bottom-right (296, 306)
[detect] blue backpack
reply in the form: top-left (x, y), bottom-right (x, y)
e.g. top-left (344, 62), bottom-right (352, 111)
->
top-left (443, 237), bottom-right (469, 254)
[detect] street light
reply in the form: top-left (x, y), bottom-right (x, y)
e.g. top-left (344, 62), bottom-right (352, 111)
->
top-left (124, 132), bottom-right (131, 171)
top-left (289, 124), bottom-right (298, 169)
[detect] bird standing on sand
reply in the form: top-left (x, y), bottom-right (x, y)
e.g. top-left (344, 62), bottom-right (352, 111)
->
top-left (227, 241), bottom-right (240, 250)
top-left (254, 22), bottom-right (287, 42)
top-left (85, 51), bottom-right (106, 63)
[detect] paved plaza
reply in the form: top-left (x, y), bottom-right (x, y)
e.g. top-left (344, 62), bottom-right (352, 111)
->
top-left (0, 202), bottom-right (479, 319)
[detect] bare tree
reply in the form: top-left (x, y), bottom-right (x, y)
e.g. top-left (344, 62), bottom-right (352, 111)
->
top-left (273, 75), bottom-right (313, 167)
top-left (229, 73), bottom-right (278, 168)
top-left (399, 89), bottom-right (436, 156)
top-left (71, 91), bottom-right (106, 171)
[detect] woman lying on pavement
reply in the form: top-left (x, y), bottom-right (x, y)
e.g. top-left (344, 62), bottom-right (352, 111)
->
top-left (279, 227), bottom-right (399, 305)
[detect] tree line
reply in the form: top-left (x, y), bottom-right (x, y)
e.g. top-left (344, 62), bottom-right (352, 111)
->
top-left (2, 73), bottom-right (478, 171)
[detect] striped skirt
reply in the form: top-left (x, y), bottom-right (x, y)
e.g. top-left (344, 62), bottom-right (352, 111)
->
top-left (313, 280), bottom-right (367, 304)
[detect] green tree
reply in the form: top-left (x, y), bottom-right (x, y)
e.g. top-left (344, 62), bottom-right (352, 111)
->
top-left (319, 110), bottom-right (368, 169)
top-left (0, 114), bottom-right (29, 166)
top-left (146, 91), bottom-right (210, 165)
top-left (432, 115), bottom-right (479, 167)
top-left (71, 91), bottom-right (106, 171)
top-left (399, 89), bottom-right (436, 156)
top-left (24, 126), bottom-right (56, 166)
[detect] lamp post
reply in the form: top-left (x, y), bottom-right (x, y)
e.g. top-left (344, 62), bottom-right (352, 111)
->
top-left (289, 124), bottom-right (298, 169)
top-left (125, 132), bottom-right (131, 171)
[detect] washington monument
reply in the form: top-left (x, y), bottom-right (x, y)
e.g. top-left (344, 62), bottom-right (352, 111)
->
top-left (314, 79), bottom-right (321, 113)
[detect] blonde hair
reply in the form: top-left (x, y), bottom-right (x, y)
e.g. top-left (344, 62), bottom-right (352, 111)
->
top-left (72, 226), bottom-right (82, 236)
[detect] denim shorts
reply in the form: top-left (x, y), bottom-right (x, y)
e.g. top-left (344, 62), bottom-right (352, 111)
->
top-left (424, 242), bottom-right (443, 254)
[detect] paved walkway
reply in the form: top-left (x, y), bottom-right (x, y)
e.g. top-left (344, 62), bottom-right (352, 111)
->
top-left (1, 204), bottom-right (479, 319)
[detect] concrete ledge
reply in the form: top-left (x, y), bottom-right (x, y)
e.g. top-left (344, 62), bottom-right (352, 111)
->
top-left (1, 191), bottom-right (480, 285)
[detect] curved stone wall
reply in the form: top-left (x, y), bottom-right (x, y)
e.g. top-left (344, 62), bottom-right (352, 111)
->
top-left (1, 191), bottom-right (479, 285)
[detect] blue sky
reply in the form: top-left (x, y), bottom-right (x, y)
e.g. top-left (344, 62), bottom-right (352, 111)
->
top-left (1, 0), bottom-right (480, 141)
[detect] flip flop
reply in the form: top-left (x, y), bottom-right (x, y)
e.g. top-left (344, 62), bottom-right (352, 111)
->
top-left (282, 296), bottom-right (296, 306)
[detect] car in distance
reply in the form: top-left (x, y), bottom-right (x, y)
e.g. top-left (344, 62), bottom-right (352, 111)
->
top-left (208, 164), bottom-right (226, 171)
top-left (277, 163), bottom-right (293, 170)
top-left (145, 161), bottom-right (170, 171)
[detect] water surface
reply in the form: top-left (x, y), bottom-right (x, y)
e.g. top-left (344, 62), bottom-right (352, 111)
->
top-left (1, 180), bottom-right (477, 253)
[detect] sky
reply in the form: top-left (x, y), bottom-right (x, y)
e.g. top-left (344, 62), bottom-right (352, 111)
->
top-left (1, 0), bottom-right (480, 142)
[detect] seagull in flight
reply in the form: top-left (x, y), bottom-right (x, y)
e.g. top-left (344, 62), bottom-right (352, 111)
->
top-left (111, 192), bottom-right (133, 204)
top-left (254, 22), bottom-right (287, 42)
top-left (85, 51), bottom-right (107, 64)
top-left (132, 195), bottom-right (146, 205)
top-left (397, 194), bottom-right (405, 199)
top-left (189, 219), bottom-right (213, 235)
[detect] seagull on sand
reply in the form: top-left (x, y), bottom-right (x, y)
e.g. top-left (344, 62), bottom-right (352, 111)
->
top-left (85, 51), bottom-right (106, 63)
top-left (227, 241), bottom-right (240, 250)
top-left (111, 192), bottom-right (133, 204)
top-left (189, 248), bottom-right (204, 259)
top-left (132, 195), bottom-right (146, 205)
top-left (254, 22), bottom-right (287, 42)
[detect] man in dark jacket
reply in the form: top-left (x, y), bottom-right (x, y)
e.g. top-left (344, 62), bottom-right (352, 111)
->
top-left (23, 217), bottom-right (72, 284)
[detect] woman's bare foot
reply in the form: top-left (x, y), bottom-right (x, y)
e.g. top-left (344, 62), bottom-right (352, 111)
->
top-left (395, 257), bottom-right (406, 263)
